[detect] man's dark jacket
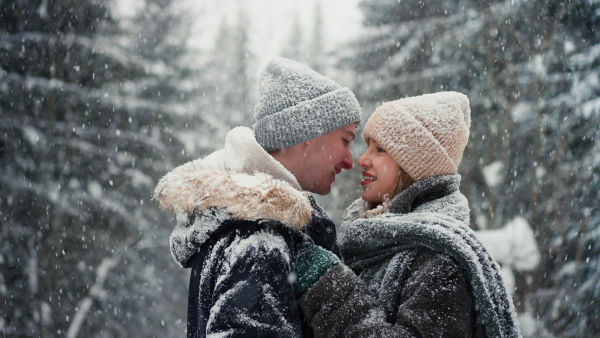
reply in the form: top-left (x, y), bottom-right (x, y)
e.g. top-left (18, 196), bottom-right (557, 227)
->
top-left (154, 158), bottom-right (335, 337)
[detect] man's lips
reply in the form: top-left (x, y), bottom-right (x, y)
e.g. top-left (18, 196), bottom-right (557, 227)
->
top-left (361, 171), bottom-right (376, 186)
top-left (330, 167), bottom-right (342, 183)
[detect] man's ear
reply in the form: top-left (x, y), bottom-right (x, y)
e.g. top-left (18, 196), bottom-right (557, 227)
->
top-left (302, 139), bottom-right (313, 149)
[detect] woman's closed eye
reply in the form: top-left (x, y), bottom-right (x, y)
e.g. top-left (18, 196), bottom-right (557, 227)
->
top-left (376, 147), bottom-right (386, 153)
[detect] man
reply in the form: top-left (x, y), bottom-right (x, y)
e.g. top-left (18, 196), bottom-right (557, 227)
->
top-left (153, 57), bottom-right (361, 337)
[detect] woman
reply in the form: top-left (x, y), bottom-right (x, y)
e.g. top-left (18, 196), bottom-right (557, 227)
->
top-left (294, 92), bottom-right (521, 337)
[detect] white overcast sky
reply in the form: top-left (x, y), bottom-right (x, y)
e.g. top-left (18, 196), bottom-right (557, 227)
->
top-left (190, 0), bottom-right (363, 67)
top-left (116, 0), bottom-right (363, 70)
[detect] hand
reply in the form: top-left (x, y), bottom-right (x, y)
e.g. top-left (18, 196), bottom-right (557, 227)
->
top-left (293, 241), bottom-right (340, 297)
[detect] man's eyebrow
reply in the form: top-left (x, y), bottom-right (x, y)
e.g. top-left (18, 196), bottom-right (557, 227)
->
top-left (345, 130), bottom-right (356, 141)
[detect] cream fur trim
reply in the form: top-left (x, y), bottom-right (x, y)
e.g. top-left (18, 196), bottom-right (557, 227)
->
top-left (154, 167), bottom-right (312, 230)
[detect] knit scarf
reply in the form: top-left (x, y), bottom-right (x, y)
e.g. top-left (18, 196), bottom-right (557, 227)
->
top-left (338, 175), bottom-right (522, 338)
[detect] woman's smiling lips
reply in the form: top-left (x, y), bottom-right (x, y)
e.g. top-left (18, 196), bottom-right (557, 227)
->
top-left (361, 171), bottom-right (377, 186)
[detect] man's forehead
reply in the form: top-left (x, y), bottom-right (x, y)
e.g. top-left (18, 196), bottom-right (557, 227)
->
top-left (320, 123), bottom-right (357, 141)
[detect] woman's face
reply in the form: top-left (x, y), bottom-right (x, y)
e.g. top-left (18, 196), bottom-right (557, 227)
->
top-left (357, 138), bottom-right (401, 203)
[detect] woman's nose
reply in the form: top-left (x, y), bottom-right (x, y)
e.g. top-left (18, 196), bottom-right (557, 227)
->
top-left (357, 153), bottom-right (371, 168)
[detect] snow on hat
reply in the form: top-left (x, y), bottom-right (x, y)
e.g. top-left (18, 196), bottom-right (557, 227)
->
top-left (363, 91), bottom-right (471, 181)
top-left (253, 57), bottom-right (362, 151)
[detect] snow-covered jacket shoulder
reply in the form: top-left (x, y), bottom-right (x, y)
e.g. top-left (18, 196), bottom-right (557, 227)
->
top-left (156, 167), bottom-right (312, 268)
top-left (153, 127), bottom-right (315, 337)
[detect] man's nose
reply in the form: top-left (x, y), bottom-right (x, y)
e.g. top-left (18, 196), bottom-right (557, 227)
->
top-left (342, 150), bottom-right (353, 170)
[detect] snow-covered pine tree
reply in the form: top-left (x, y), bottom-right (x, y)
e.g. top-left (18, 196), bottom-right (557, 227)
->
top-left (530, 2), bottom-right (600, 335)
top-left (281, 5), bottom-right (327, 74)
top-left (0, 0), bottom-right (196, 336)
top-left (232, 9), bottom-right (253, 123)
top-left (200, 8), bottom-right (256, 132)
top-left (340, 0), bottom-right (599, 336)
top-left (281, 13), bottom-right (307, 64)
top-left (308, 2), bottom-right (325, 73)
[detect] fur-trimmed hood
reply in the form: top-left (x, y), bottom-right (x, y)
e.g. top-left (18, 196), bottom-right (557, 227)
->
top-left (154, 168), bottom-right (312, 230)
top-left (153, 127), bottom-right (313, 267)
top-left (153, 126), bottom-right (312, 229)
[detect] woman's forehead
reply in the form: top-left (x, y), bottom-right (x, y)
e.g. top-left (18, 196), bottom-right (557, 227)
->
top-left (366, 137), bottom-right (381, 147)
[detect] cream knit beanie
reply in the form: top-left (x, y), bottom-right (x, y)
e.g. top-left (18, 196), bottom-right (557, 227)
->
top-left (362, 91), bottom-right (471, 181)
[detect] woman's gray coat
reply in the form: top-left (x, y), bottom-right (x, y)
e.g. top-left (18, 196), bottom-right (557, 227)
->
top-left (299, 175), bottom-right (521, 338)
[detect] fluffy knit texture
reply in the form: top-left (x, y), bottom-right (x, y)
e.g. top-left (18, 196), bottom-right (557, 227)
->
top-left (363, 91), bottom-right (471, 181)
top-left (253, 57), bottom-right (362, 151)
top-left (153, 126), bottom-right (313, 267)
top-left (336, 175), bottom-right (521, 337)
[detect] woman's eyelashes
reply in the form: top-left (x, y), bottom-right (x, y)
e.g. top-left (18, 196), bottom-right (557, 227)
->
top-left (376, 147), bottom-right (386, 153)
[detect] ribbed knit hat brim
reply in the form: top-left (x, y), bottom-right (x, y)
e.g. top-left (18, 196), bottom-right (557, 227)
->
top-left (255, 87), bottom-right (361, 151)
top-left (253, 57), bottom-right (361, 151)
top-left (363, 91), bottom-right (471, 181)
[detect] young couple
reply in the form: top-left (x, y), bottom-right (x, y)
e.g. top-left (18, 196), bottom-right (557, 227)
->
top-left (154, 57), bottom-right (521, 337)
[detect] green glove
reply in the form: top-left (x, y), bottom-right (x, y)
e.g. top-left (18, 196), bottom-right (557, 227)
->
top-left (293, 241), bottom-right (340, 296)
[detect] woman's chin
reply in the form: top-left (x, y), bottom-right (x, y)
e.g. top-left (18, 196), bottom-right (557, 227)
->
top-left (361, 192), bottom-right (382, 204)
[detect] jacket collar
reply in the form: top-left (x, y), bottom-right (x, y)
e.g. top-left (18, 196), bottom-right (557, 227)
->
top-left (339, 174), bottom-right (469, 270)
top-left (388, 174), bottom-right (461, 214)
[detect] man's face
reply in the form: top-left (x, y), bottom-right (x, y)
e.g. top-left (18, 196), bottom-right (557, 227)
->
top-left (297, 123), bottom-right (357, 195)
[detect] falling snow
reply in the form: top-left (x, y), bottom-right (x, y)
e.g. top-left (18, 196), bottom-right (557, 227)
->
top-left (1, 0), bottom-right (598, 337)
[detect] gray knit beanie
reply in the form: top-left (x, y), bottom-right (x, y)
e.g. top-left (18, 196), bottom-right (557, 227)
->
top-left (253, 57), bottom-right (362, 151)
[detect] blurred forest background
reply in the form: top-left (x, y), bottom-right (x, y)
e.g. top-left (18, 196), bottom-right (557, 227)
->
top-left (1, 0), bottom-right (598, 337)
